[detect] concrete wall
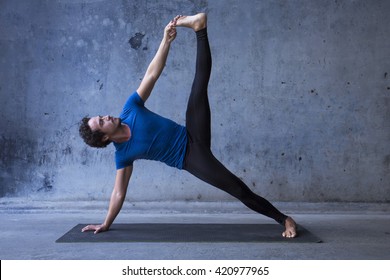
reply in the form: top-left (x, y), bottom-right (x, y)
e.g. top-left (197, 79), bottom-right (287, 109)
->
top-left (1, 0), bottom-right (389, 203)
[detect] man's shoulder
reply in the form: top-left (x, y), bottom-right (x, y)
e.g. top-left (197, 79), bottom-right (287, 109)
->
top-left (126, 92), bottom-right (144, 106)
top-left (120, 91), bottom-right (144, 118)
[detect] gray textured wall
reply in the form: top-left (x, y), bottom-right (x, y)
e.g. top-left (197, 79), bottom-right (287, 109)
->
top-left (1, 0), bottom-right (389, 203)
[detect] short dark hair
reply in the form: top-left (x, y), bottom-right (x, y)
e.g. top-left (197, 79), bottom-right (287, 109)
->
top-left (79, 116), bottom-right (112, 148)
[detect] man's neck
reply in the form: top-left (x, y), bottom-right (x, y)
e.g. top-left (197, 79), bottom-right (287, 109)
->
top-left (111, 123), bottom-right (131, 143)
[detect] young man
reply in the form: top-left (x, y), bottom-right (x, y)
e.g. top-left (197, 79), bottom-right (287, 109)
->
top-left (79, 13), bottom-right (297, 238)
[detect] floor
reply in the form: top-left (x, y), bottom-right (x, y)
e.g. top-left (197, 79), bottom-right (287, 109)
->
top-left (0, 199), bottom-right (389, 260)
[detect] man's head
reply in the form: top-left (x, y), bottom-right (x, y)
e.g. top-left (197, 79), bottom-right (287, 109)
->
top-left (79, 115), bottom-right (120, 148)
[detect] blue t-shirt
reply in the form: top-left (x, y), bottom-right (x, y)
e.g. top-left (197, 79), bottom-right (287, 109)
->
top-left (114, 92), bottom-right (187, 170)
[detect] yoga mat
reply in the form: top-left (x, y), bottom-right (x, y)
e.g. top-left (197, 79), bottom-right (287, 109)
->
top-left (56, 223), bottom-right (322, 243)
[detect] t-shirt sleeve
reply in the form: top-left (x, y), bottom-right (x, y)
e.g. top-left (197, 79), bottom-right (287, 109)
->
top-left (115, 154), bottom-right (133, 170)
top-left (120, 91), bottom-right (144, 119)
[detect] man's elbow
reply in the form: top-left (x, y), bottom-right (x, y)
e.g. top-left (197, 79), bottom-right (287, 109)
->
top-left (145, 72), bottom-right (158, 84)
top-left (113, 190), bottom-right (126, 201)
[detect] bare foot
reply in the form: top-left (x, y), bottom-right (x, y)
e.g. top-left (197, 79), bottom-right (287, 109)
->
top-left (174, 13), bottom-right (207, 31)
top-left (282, 217), bottom-right (297, 238)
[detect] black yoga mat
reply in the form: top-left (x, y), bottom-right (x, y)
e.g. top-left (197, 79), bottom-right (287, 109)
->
top-left (56, 223), bottom-right (322, 243)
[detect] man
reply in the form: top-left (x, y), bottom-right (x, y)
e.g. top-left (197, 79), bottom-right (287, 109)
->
top-left (79, 13), bottom-right (297, 238)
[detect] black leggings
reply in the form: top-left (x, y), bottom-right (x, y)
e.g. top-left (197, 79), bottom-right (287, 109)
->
top-left (183, 28), bottom-right (288, 225)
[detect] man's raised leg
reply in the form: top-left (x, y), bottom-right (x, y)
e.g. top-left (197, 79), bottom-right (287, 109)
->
top-left (176, 13), bottom-right (212, 146)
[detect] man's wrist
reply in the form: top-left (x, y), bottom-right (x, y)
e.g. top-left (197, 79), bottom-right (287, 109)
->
top-left (162, 36), bottom-right (171, 45)
top-left (102, 221), bottom-right (110, 229)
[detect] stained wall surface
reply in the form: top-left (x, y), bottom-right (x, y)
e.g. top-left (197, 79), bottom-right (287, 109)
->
top-left (1, 0), bottom-right (389, 202)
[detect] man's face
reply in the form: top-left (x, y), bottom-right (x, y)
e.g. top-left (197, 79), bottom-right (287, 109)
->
top-left (88, 115), bottom-right (121, 137)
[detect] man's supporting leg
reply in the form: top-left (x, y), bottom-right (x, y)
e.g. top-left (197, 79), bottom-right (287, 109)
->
top-left (184, 144), bottom-right (288, 225)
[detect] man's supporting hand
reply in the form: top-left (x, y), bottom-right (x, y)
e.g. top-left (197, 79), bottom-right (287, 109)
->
top-left (82, 223), bottom-right (109, 234)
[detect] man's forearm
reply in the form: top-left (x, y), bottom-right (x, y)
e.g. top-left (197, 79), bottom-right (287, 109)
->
top-left (145, 37), bottom-right (171, 82)
top-left (136, 21), bottom-right (176, 102)
top-left (102, 191), bottom-right (126, 229)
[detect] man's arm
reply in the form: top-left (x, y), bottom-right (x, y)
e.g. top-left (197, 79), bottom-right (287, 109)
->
top-left (82, 165), bottom-right (133, 234)
top-left (137, 19), bottom-right (177, 102)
